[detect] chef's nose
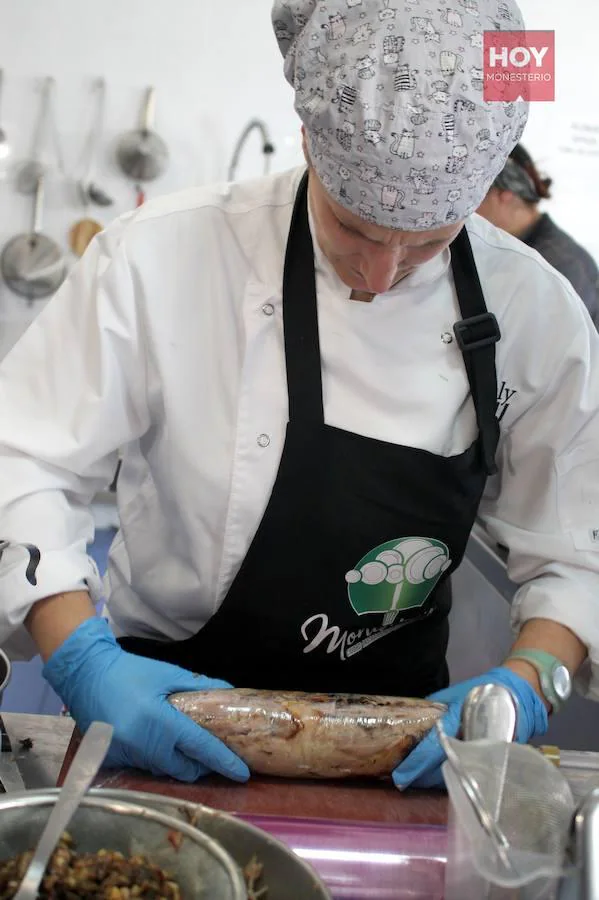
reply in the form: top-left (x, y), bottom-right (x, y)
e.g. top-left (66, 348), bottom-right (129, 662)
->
top-left (358, 244), bottom-right (406, 295)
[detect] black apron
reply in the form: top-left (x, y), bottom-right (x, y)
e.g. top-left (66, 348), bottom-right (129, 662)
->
top-left (120, 173), bottom-right (501, 697)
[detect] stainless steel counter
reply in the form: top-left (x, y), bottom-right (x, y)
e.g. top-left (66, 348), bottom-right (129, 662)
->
top-left (1, 713), bottom-right (74, 790)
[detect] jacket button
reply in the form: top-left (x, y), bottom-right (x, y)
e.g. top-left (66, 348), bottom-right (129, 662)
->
top-left (262, 303), bottom-right (275, 316)
top-left (257, 433), bottom-right (270, 447)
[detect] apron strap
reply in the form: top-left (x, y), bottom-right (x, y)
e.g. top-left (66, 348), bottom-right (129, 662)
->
top-left (283, 176), bottom-right (501, 475)
top-left (283, 171), bottom-right (325, 425)
top-left (450, 227), bottom-right (501, 476)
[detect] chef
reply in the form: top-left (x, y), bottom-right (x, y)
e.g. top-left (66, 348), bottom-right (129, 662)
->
top-left (0, 0), bottom-right (597, 790)
top-left (477, 143), bottom-right (599, 327)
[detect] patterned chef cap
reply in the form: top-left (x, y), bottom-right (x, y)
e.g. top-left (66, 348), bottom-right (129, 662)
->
top-left (272, 0), bottom-right (528, 230)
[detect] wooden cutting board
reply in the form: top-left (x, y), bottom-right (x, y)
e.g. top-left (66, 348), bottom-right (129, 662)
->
top-left (58, 729), bottom-right (448, 825)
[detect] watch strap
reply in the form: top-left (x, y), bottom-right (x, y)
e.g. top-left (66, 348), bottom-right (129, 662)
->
top-left (506, 649), bottom-right (569, 712)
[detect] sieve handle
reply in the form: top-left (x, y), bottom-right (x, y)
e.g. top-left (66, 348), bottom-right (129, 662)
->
top-left (31, 175), bottom-right (45, 234)
top-left (437, 722), bottom-right (519, 878)
top-left (141, 86), bottom-right (156, 132)
top-left (31, 77), bottom-right (54, 165)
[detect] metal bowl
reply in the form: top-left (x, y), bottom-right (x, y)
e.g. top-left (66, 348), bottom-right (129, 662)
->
top-left (0, 792), bottom-right (246, 899)
top-left (33, 788), bottom-right (332, 899)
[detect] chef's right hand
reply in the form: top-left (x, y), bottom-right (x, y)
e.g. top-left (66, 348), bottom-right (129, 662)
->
top-left (43, 616), bottom-right (250, 783)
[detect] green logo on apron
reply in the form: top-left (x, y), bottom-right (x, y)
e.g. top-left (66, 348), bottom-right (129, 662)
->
top-left (345, 537), bottom-right (451, 626)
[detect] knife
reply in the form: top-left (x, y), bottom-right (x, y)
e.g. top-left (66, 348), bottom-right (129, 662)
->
top-left (0, 715), bottom-right (26, 792)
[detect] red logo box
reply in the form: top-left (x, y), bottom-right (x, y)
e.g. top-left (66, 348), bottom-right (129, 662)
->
top-left (483, 30), bottom-right (555, 102)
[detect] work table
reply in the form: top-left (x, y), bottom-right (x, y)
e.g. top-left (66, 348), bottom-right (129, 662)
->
top-left (5, 712), bottom-right (599, 812)
top-left (82, 767), bottom-right (449, 825)
top-left (0, 712), bottom-right (74, 791)
top-left (57, 718), bottom-right (449, 825)
top-left (3, 712), bottom-right (449, 899)
top-left (1, 712), bottom-right (448, 823)
top-left (4, 713), bottom-right (599, 900)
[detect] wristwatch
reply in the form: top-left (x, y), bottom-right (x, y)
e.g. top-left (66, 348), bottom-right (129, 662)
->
top-left (506, 649), bottom-right (572, 713)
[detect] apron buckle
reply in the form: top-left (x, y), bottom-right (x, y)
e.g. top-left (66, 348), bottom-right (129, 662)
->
top-left (453, 313), bottom-right (501, 352)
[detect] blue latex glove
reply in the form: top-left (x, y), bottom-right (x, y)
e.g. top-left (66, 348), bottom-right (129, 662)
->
top-left (43, 617), bottom-right (250, 784)
top-left (393, 667), bottom-right (548, 790)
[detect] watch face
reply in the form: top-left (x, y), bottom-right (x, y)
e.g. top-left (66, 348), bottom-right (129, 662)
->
top-left (553, 664), bottom-right (571, 701)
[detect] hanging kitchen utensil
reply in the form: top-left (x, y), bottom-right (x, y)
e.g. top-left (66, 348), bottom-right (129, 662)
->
top-left (15, 77), bottom-right (65, 195)
top-left (1, 174), bottom-right (67, 301)
top-left (116, 86), bottom-right (169, 182)
top-left (69, 78), bottom-right (107, 257)
top-left (77, 78), bottom-right (113, 207)
top-left (0, 69), bottom-right (11, 163)
top-left (68, 218), bottom-right (102, 257)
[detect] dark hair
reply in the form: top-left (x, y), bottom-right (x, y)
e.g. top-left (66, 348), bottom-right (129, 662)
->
top-left (509, 144), bottom-right (552, 201)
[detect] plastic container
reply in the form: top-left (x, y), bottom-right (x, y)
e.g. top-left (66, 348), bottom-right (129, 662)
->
top-left (443, 761), bottom-right (564, 900)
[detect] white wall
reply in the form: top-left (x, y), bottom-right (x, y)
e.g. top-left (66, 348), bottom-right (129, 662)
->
top-left (516, 0), bottom-right (599, 261)
top-left (0, 0), bottom-right (598, 359)
top-left (0, 0), bottom-right (304, 359)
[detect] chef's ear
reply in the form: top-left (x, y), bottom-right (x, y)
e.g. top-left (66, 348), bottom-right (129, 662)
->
top-left (496, 188), bottom-right (519, 208)
top-left (301, 126), bottom-right (311, 165)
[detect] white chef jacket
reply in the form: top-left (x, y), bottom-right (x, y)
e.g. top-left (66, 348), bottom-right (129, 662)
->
top-left (1, 166), bottom-right (598, 697)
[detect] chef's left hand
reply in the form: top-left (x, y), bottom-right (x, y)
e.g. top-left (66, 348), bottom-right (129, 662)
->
top-left (392, 667), bottom-right (548, 790)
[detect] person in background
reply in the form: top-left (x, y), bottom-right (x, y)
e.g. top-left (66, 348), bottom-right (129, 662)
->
top-left (477, 144), bottom-right (599, 327)
top-left (0, 0), bottom-right (597, 791)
